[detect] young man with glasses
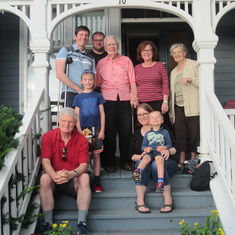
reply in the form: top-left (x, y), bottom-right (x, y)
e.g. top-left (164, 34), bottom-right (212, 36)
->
top-left (88, 31), bottom-right (107, 66)
top-left (38, 107), bottom-right (91, 235)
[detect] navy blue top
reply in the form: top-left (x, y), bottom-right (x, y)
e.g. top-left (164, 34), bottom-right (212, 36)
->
top-left (141, 127), bottom-right (172, 153)
top-left (73, 91), bottom-right (105, 130)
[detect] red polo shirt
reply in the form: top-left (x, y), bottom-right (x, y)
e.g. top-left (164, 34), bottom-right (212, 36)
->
top-left (41, 128), bottom-right (89, 171)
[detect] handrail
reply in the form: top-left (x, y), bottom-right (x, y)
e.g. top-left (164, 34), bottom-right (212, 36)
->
top-left (224, 109), bottom-right (235, 128)
top-left (0, 87), bottom-right (44, 235)
top-left (205, 90), bottom-right (235, 233)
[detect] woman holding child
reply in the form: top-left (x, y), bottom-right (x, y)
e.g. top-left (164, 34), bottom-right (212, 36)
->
top-left (129, 103), bottom-right (177, 213)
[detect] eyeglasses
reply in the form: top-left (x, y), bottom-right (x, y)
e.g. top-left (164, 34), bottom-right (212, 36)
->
top-left (106, 43), bottom-right (118, 47)
top-left (62, 148), bottom-right (68, 161)
top-left (137, 113), bottom-right (149, 118)
top-left (142, 49), bottom-right (153, 53)
top-left (93, 39), bottom-right (104, 42)
top-left (172, 51), bottom-right (183, 55)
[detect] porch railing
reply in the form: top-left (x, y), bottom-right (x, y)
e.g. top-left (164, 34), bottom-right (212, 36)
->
top-left (205, 90), bottom-right (235, 233)
top-left (224, 109), bottom-right (235, 129)
top-left (0, 87), bottom-right (44, 235)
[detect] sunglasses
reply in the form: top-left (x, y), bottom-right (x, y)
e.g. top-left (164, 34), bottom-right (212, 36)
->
top-left (62, 148), bottom-right (68, 161)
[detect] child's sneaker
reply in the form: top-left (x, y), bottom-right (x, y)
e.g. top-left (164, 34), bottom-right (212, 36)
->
top-left (94, 183), bottom-right (104, 193)
top-left (156, 182), bottom-right (164, 193)
top-left (132, 169), bottom-right (141, 182)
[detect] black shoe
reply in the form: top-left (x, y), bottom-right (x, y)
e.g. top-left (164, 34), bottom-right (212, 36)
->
top-left (77, 221), bottom-right (88, 235)
top-left (37, 222), bottom-right (52, 235)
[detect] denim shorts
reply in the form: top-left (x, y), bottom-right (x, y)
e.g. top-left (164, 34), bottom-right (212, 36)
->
top-left (144, 150), bottom-right (162, 161)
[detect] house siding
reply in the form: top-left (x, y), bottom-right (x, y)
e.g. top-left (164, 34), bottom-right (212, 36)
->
top-left (0, 13), bottom-right (19, 112)
top-left (215, 9), bottom-right (235, 107)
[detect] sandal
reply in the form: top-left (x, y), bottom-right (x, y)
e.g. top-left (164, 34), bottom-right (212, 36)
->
top-left (160, 203), bottom-right (175, 213)
top-left (177, 162), bottom-right (184, 171)
top-left (123, 162), bottom-right (132, 171)
top-left (135, 202), bottom-right (151, 214)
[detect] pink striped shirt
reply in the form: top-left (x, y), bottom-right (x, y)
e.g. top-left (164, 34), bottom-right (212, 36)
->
top-left (135, 62), bottom-right (169, 103)
top-left (96, 54), bottom-right (136, 101)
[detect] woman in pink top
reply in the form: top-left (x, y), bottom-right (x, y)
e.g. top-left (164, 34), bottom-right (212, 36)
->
top-left (135, 41), bottom-right (172, 131)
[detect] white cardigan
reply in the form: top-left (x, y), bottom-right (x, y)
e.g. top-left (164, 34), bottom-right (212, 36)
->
top-left (169, 59), bottom-right (199, 123)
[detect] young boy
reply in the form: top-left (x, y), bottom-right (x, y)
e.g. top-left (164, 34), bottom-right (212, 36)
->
top-left (73, 70), bottom-right (105, 193)
top-left (132, 111), bottom-right (172, 192)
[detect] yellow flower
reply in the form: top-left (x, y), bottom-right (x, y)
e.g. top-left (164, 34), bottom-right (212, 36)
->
top-left (216, 214), bottom-right (219, 217)
top-left (60, 224), bottom-right (63, 227)
top-left (218, 228), bottom-right (222, 231)
top-left (62, 221), bottom-right (68, 224)
top-left (221, 231), bottom-right (225, 235)
top-left (52, 223), bottom-right (57, 229)
top-left (214, 210), bottom-right (218, 213)
top-left (179, 219), bottom-right (184, 225)
top-left (211, 210), bottom-right (215, 213)
top-left (62, 223), bottom-right (67, 227)
top-left (194, 222), bottom-right (198, 226)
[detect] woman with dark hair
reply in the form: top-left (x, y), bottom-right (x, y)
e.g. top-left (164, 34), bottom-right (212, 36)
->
top-left (135, 41), bottom-right (169, 114)
top-left (129, 103), bottom-right (177, 213)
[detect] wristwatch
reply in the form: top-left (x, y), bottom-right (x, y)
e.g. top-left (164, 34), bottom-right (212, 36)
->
top-left (73, 170), bottom-right (78, 177)
top-left (163, 100), bottom-right (168, 104)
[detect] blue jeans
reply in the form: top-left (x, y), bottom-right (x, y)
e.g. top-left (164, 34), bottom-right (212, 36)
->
top-left (134, 158), bottom-right (177, 186)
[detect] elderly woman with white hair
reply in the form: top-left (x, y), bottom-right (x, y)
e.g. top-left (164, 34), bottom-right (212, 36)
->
top-left (169, 43), bottom-right (200, 170)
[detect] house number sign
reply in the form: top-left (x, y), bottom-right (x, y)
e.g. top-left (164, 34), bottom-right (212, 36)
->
top-left (119, 0), bottom-right (126, 4)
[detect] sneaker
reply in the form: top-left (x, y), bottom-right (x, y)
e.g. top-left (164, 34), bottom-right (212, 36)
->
top-left (132, 170), bottom-right (141, 182)
top-left (94, 183), bottom-right (104, 193)
top-left (156, 182), bottom-right (164, 193)
top-left (77, 221), bottom-right (88, 235)
top-left (36, 222), bottom-right (52, 235)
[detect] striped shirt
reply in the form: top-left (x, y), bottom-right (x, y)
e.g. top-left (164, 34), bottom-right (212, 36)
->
top-left (135, 62), bottom-right (169, 102)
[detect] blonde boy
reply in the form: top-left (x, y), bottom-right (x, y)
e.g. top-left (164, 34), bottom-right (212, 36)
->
top-left (132, 111), bottom-right (172, 192)
top-left (73, 70), bottom-right (105, 193)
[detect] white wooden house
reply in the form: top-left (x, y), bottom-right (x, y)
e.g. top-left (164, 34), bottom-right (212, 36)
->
top-left (0, 0), bottom-right (235, 234)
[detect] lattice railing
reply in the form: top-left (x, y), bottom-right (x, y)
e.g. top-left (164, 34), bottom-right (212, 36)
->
top-left (214, 0), bottom-right (235, 15)
top-left (0, 87), bottom-right (44, 235)
top-left (153, 0), bottom-right (193, 16)
top-left (205, 90), bottom-right (235, 232)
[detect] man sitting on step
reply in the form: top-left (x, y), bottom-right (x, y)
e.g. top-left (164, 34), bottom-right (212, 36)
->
top-left (37, 107), bottom-right (91, 235)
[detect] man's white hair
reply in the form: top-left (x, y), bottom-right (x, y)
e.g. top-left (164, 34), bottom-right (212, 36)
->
top-left (59, 107), bottom-right (77, 121)
top-left (104, 35), bottom-right (119, 47)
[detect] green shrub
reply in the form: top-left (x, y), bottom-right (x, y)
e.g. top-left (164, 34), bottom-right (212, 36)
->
top-left (0, 105), bottom-right (23, 170)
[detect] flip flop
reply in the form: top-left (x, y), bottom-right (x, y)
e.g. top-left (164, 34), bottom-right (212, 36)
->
top-left (135, 202), bottom-right (151, 214)
top-left (160, 203), bottom-right (175, 213)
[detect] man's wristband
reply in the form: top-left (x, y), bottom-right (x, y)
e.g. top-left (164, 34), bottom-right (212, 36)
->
top-left (168, 149), bottom-right (171, 155)
top-left (74, 170), bottom-right (78, 177)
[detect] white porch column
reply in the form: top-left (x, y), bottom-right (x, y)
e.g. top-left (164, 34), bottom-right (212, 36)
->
top-left (30, 39), bottom-right (51, 134)
top-left (30, 0), bottom-right (51, 133)
top-left (192, 0), bottom-right (218, 155)
top-left (193, 41), bottom-right (217, 154)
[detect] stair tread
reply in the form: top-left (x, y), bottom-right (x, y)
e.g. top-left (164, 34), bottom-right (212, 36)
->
top-left (88, 229), bottom-right (179, 235)
top-left (55, 188), bottom-right (211, 201)
top-left (54, 206), bottom-right (215, 218)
